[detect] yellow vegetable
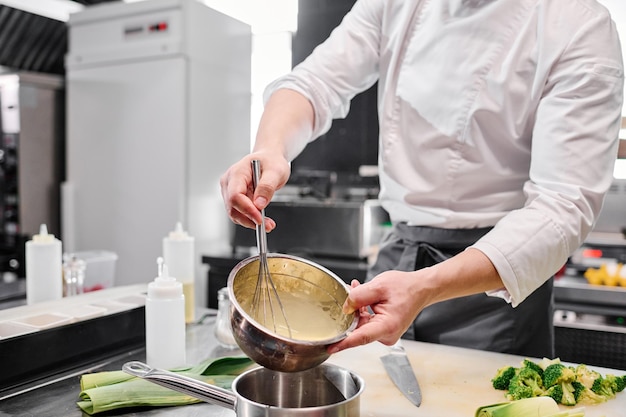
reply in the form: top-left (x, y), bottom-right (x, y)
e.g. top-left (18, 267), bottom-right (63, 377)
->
top-left (583, 268), bottom-right (604, 286)
top-left (584, 262), bottom-right (623, 286)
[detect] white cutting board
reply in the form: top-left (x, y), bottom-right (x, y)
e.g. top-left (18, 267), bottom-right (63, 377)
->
top-left (327, 340), bottom-right (626, 417)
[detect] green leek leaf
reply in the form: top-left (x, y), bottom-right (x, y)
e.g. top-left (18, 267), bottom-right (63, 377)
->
top-left (476, 397), bottom-right (585, 417)
top-left (77, 356), bottom-right (253, 415)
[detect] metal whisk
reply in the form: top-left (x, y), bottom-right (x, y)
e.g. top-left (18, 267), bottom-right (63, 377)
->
top-left (250, 160), bottom-right (292, 337)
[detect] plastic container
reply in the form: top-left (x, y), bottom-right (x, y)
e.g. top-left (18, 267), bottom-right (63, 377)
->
top-left (71, 250), bottom-right (118, 292)
top-left (214, 287), bottom-right (237, 348)
top-left (59, 304), bottom-right (107, 321)
top-left (13, 312), bottom-right (73, 330)
top-left (145, 258), bottom-right (186, 370)
top-left (0, 321), bottom-right (38, 339)
top-left (25, 224), bottom-right (63, 305)
top-left (63, 254), bottom-right (86, 296)
top-left (163, 222), bottom-right (195, 323)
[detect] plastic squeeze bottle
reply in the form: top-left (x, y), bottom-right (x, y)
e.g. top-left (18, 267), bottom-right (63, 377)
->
top-left (163, 222), bottom-right (195, 323)
top-left (25, 224), bottom-right (63, 305)
top-left (145, 257), bottom-right (186, 370)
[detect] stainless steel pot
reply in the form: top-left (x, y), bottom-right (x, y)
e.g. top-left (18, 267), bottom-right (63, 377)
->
top-left (123, 361), bottom-right (364, 417)
top-left (227, 253), bottom-right (358, 372)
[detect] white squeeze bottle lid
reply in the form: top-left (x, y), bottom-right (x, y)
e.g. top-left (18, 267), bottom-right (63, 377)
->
top-left (32, 224), bottom-right (56, 243)
top-left (148, 258), bottom-right (183, 299)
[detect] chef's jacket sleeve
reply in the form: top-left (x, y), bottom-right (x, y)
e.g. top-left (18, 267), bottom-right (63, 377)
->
top-left (473, 12), bottom-right (624, 307)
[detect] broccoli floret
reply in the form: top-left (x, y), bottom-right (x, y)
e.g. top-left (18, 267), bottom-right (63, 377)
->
top-left (520, 368), bottom-right (545, 396)
top-left (543, 381), bottom-right (583, 406)
top-left (572, 380), bottom-right (585, 402)
top-left (561, 383), bottom-right (577, 406)
top-left (578, 384), bottom-right (609, 405)
top-left (543, 384), bottom-right (564, 403)
top-left (538, 364), bottom-right (584, 406)
top-left (507, 368), bottom-right (544, 400)
top-left (592, 374), bottom-right (626, 399)
top-left (542, 363), bottom-right (576, 388)
top-left (492, 366), bottom-right (517, 390)
top-left (521, 359), bottom-right (544, 377)
top-left (592, 376), bottom-right (616, 398)
top-left (574, 364), bottom-right (602, 389)
top-left (507, 379), bottom-right (534, 400)
top-left (606, 374), bottom-right (626, 393)
top-left (492, 358), bottom-right (626, 407)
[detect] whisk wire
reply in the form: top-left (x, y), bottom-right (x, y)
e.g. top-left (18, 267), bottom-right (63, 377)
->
top-left (250, 160), bottom-right (292, 338)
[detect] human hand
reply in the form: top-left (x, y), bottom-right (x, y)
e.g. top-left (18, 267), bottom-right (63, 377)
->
top-left (328, 248), bottom-right (505, 354)
top-left (328, 271), bottom-right (427, 354)
top-left (219, 152), bottom-right (290, 231)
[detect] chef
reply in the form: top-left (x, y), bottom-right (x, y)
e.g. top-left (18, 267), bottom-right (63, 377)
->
top-left (220, 0), bottom-right (624, 358)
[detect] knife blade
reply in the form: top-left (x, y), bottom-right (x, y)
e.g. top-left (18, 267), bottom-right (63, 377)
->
top-left (380, 340), bottom-right (422, 407)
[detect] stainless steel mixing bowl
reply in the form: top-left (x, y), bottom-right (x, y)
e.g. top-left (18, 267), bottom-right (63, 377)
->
top-left (227, 253), bottom-right (358, 372)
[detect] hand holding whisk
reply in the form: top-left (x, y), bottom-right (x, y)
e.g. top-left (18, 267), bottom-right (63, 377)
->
top-left (250, 160), bottom-right (292, 338)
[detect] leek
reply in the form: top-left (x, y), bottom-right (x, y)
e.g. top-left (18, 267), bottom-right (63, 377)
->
top-left (78, 373), bottom-right (236, 414)
top-left (77, 356), bottom-right (253, 415)
top-left (476, 397), bottom-right (585, 417)
top-left (80, 355), bottom-right (252, 391)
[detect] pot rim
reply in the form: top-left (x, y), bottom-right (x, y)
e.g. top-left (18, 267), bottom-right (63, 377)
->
top-left (227, 252), bottom-right (359, 346)
top-left (232, 363), bottom-right (366, 410)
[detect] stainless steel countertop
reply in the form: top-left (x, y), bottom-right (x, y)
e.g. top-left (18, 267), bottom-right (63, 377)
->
top-left (3, 307), bottom-right (625, 416)
top-left (0, 310), bottom-right (238, 417)
top-left (554, 274), bottom-right (626, 317)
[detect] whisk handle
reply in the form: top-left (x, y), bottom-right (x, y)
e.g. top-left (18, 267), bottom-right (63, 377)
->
top-left (251, 160), bottom-right (269, 255)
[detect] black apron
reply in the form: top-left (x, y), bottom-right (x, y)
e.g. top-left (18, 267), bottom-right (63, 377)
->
top-left (367, 222), bottom-right (554, 358)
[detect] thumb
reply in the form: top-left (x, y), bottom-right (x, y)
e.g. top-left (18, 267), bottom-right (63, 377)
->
top-left (253, 168), bottom-right (285, 211)
top-left (342, 280), bottom-right (384, 315)
top-left (342, 279), bottom-right (364, 314)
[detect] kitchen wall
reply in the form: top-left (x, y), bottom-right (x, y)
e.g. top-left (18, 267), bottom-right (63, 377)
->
top-left (198, 0), bottom-right (297, 148)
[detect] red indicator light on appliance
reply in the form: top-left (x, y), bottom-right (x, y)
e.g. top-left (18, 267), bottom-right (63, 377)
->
top-left (582, 248), bottom-right (603, 258)
top-left (149, 22), bottom-right (168, 32)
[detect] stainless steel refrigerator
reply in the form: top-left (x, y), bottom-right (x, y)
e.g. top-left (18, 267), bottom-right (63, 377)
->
top-left (64, 0), bottom-right (251, 294)
top-left (0, 71), bottom-right (64, 279)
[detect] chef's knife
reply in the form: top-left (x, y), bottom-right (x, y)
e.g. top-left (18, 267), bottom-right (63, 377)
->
top-left (380, 340), bottom-right (422, 407)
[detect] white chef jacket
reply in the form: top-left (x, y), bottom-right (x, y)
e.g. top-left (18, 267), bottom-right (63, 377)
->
top-left (264, 0), bottom-right (624, 306)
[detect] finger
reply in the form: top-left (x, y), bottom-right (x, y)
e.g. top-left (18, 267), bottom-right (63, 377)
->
top-left (229, 192), bottom-right (263, 227)
top-left (230, 210), bottom-right (257, 230)
top-left (220, 163), bottom-right (261, 226)
top-left (341, 280), bottom-right (362, 314)
top-left (343, 297), bottom-right (358, 315)
top-left (328, 319), bottom-right (390, 354)
top-left (342, 280), bottom-right (384, 314)
top-left (348, 280), bottom-right (387, 308)
top-left (264, 217), bottom-right (276, 232)
top-left (253, 168), bottom-right (283, 211)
